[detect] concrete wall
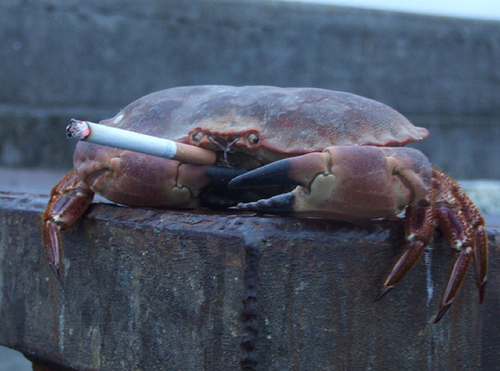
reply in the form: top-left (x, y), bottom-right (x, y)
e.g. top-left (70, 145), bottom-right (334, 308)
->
top-left (1, 0), bottom-right (499, 177)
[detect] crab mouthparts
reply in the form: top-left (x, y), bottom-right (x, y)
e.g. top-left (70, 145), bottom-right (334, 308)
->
top-left (207, 134), bottom-right (241, 166)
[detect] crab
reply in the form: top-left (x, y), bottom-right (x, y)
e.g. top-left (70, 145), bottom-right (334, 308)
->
top-left (43, 85), bottom-right (487, 323)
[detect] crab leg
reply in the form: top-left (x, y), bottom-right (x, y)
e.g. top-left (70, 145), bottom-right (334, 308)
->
top-left (435, 171), bottom-right (488, 303)
top-left (431, 169), bottom-right (487, 322)
top-left (377, 168), bottom-right (487, 323)
top-left (42, 171), bottom-right (95, 280)
top-left (434, 248), bottom-right (473, 322)
top-left (474, 226), bottom-right (488, 302)
top-left (374, 193), bottom-right (435, 301)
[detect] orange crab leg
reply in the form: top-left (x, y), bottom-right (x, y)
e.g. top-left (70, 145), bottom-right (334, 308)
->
top-left (432, 169), bottom-right (487, 322)
top-left (440, 173), bottom-right (488, 303)
top-left (377, 168), bottom-right (487, 323)
top-left (375, 195), bottom-right (435, 301)
top-left (433, 247), bottom-right (473, 323)
top-left (42, 171), bottom-right (95, 280)
top-left (375, 169), bottom-right (488, 323)
top-left (474, 226), bottom-right (488, 303)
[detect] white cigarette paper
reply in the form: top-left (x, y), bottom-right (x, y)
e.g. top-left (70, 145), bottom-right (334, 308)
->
top-left (66, 120), bottom-right (216, 166)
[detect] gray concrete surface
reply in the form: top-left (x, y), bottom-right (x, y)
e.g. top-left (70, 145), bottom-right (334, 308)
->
top-left (0, 167), bottom-right (68, 195)
top-left (1, 0), bottom-right (499, 178)
top-left (1, 188), bottom-right (499, 370)
top-left (0, 346), bottom-right (31, 371)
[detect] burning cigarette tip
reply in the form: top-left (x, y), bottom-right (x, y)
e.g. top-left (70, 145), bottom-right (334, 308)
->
top-left (66, 119), bottom-right (91, 140)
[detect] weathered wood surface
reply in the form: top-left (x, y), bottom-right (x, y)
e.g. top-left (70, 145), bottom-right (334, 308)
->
top-left (0, 189), bottom-right (499, 370)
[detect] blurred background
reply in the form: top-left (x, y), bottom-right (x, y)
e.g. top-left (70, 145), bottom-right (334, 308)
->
top-left (282, 0), bottom-right (500, 20)
top-left (1, 0), bottom-right (499, 178)
top-left (1, 0), bottom-right (499, 368)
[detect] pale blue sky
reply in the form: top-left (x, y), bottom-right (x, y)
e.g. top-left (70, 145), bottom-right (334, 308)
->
top-left (278, 0), bottom-right (500, 21)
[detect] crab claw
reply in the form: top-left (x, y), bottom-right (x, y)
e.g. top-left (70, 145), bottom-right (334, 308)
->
top-left (229, 146), bottom-right (432, 220)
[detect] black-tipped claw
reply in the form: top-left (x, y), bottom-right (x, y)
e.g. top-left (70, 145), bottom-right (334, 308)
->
top-left (478, 280), bottom-right (487, 304)
top-left (374, 286), bottom-right (394, 302)
top-left (49, 263), bottom-right (62, 281)
top-left (228, 159), bottom-right (297, 189)
top-left (237, 192), bottom-right (296, 215)
top-left (433, 302), bottom-right (453, 324)
top-left (205, 166), bottom-right (249, 188)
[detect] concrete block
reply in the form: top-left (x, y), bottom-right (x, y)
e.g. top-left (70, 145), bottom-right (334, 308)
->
top-left (0, 185), bottom-right (499, 369)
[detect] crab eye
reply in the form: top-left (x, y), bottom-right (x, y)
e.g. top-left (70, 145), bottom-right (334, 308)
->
top-left (246, 132), bottom-right (261, 146)
top-left (190, 129), bottom-right (204, 143)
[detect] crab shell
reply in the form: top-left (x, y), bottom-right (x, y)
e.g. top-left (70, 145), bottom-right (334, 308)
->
top-left (73, 85), bottom-right (429, 211)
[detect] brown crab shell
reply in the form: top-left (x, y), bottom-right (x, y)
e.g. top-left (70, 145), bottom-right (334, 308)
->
top-left (89, 85), bottom-right (428, 159)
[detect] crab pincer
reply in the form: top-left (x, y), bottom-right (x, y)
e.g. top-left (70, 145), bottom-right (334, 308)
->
top-left (229, 145), bottom-right (432, 221)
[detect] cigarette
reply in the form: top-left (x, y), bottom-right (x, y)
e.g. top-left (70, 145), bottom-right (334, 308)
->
top-left (66, 119), bottom-right (216, 166)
